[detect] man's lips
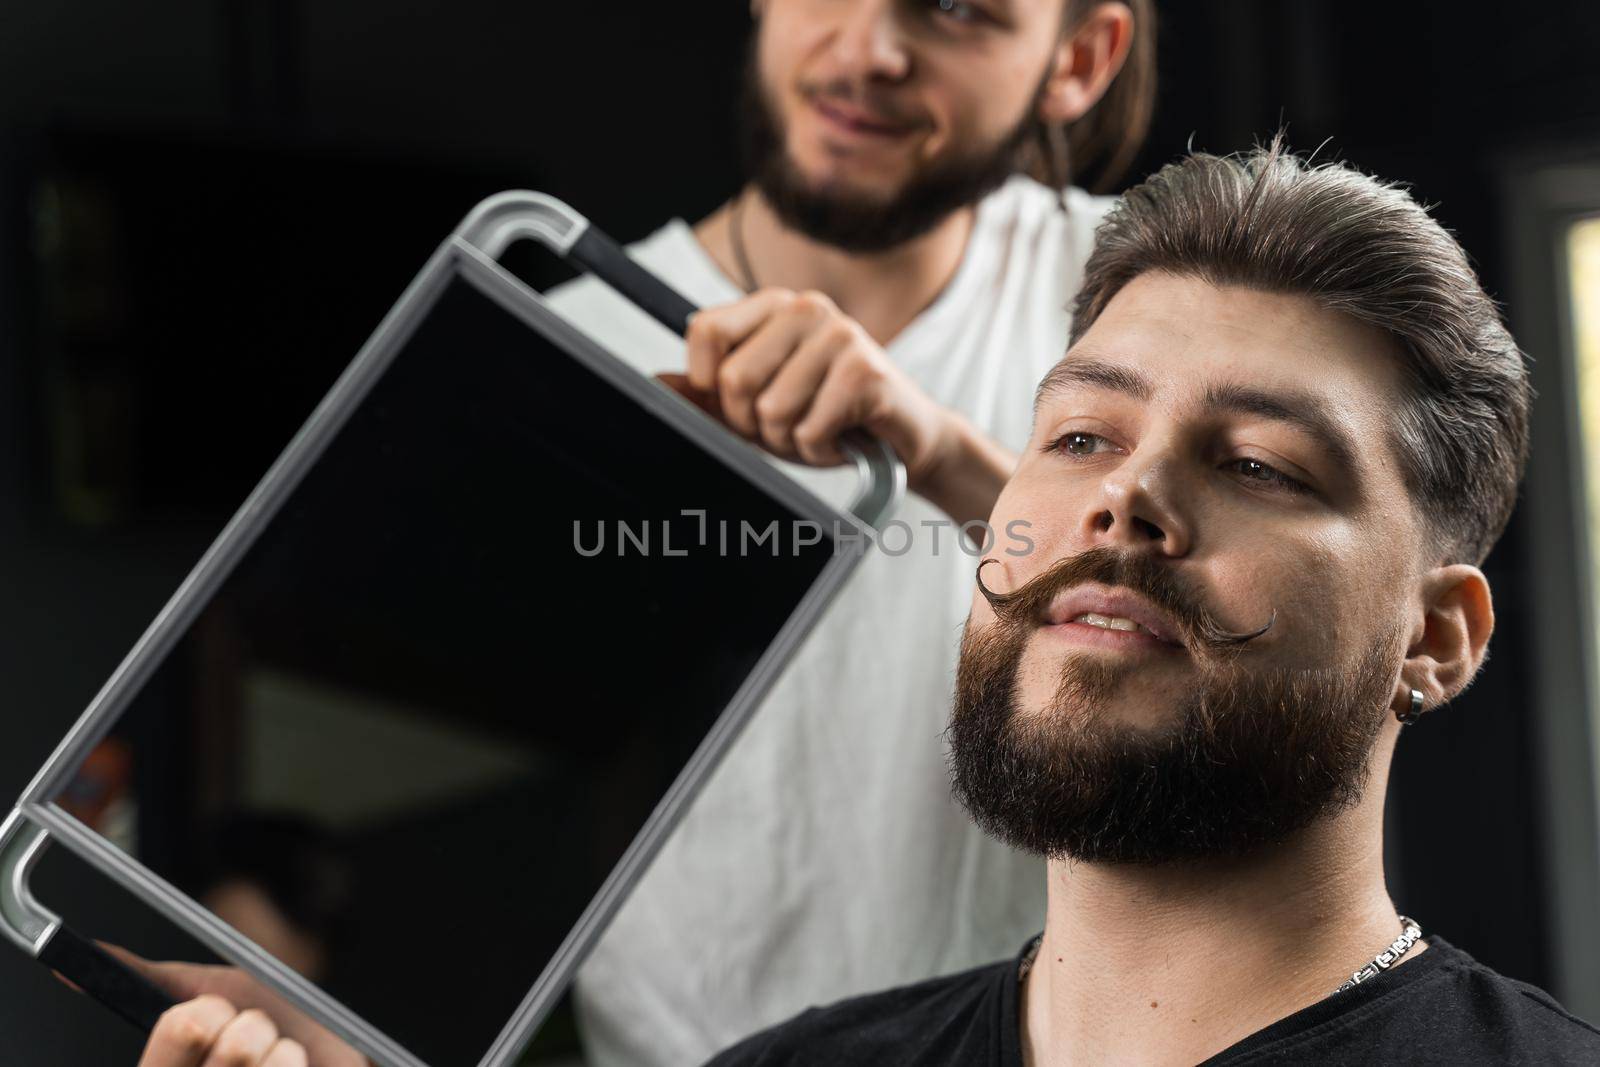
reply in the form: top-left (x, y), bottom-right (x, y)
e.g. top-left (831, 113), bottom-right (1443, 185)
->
top-left (1040, 586), bottom-right (1184, 648)
top-left (1041, 619), bottom-right (1176, 654)
top-left (807, 95), bottom-right (917, 138)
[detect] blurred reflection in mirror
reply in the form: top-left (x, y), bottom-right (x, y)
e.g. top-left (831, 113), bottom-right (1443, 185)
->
top-left (193, 813), bottom-right (354, 984)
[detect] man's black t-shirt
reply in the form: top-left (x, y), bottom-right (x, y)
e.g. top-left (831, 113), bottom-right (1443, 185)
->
top-left (705, 935), bottom-right (1600, 1065)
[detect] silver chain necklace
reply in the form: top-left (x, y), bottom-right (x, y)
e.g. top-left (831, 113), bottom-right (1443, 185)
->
top-left (1017, 915), bottom-right (1423, 997)
top-left (1334, 915), bottom-right (1423, 993)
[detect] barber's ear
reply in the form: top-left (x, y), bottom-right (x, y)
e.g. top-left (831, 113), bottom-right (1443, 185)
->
top-left (1037, 2), bottom-right (1136, 125)
top-left (1397, 564), bottom-right (1494, 712)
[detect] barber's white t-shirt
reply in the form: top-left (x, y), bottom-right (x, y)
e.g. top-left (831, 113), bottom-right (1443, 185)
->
top-left (543, 175), bottom-right (1112, 1067)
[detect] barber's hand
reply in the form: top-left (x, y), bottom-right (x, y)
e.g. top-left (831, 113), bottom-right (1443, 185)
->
top-left (99, 945), bottom-right (368, 1067)
top-left (663, 288), bottom-right (1013, 527)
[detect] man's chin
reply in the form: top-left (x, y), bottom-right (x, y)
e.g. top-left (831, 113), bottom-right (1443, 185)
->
top-left (1009, 691), bottom-right (1180, 738)
top-left (779, 153), bottom-right (909, 209)
top-left (1015, 643), bottom-right (1141, 713)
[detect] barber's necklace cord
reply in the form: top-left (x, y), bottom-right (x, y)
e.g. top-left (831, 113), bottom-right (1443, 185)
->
top-left (729, 191), bottom-right (759, 294)
top-left (1017, 914), bottom-right (1423, 998)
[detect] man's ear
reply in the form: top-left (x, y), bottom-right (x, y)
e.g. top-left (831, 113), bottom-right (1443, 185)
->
top-left (1397, 564), bottom-right (1495, 713)
top-left (1037, 2), bottom-right (1136, 126)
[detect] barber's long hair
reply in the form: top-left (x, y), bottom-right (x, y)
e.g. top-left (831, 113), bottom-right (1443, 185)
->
top-left (1026, 0), bottom-right (1158, 195)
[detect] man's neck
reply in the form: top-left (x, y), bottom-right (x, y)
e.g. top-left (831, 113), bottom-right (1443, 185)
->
top-left (1021, 782), bottom-right (1422, 1066)
top-left (693, 185), bottom-right (976, 346)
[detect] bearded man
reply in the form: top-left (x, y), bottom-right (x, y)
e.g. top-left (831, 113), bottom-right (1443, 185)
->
top-left (697, 143), bottom-right (1600, 1065)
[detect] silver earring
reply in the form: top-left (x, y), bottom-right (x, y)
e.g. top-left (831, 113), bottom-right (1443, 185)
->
top-left (1397, 688), bottom-right (1424, 726)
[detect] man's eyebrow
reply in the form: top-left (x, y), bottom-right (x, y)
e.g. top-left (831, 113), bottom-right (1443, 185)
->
top-left (1033, 357), bottom-right (1153, 411)
top-left (1032, 356), bottom-right (1360, 479)
top-left (1202, 381), bottom-right (1358, 477)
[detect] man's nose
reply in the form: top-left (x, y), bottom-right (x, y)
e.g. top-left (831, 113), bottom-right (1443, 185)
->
top-left (1083, 448), bottom-right (1193, 557)
top-left (830, 0), bottom-right (912, 83)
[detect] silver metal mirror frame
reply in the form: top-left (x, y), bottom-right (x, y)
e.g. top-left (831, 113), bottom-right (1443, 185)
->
top-left (0, 812), bottom-right (59, 956)
top-left (456, 191), bottom-right (907, 533)
top-left (2, 193), bottom-right (902, 1065)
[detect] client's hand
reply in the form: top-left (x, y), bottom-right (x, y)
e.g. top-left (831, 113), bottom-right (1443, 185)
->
top-left (100, 945), bottom-right (368, 1067)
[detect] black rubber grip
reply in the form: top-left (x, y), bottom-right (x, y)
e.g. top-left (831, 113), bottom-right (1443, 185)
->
top-left (569, 225), bottom-right (698, 337)
top-left (38, 925), bottom-right (177, 1034)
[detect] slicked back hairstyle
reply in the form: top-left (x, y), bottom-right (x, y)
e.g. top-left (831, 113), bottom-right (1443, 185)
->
top-left (1068, 137), bottom-right (1532, 566)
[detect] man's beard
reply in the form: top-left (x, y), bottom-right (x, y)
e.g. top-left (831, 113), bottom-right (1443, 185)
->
top-left (738, 47), bottom-right (1039, 254)
top-left (948, 547), bottom-right (1400, 865)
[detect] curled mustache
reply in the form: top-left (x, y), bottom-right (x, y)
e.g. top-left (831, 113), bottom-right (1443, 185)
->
top-left (975, 548), bottom-right (1275, 652)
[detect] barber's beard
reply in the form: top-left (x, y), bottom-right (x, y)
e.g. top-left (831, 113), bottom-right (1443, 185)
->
top-left (738, 50), bottom-right (1038, 254)
top-left (947, 549), bottom-right (1400, 865)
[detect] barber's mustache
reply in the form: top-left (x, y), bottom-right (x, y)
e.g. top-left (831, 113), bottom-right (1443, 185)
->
top-left (799, 79), bottom-right (922, 129)
top-left (975, 546), bottom-right (1276, 654)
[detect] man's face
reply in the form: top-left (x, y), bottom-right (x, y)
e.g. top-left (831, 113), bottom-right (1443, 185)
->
top-left (745, 0), bottom-right (1069, 250)
top-left (950, 271), bottom-right (1424, 863)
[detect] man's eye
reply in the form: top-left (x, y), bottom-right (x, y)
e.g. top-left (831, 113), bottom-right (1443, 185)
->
top-left (930, 0), bottom-right (982, 23)
top-left (1045, 435), bottom-right (1311, 494)
top-left (1046, 430), bottom-right (1110, 457)
top-left (1228, 457), bottom-right (1308, 494)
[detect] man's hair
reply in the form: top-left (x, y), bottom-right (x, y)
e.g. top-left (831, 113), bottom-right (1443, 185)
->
top-left (1068, 138), bottom-right (1532, 566)
top-left (1029, 0), bottom-right (1158, 194)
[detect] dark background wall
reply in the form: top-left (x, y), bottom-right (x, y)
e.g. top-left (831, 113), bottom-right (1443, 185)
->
top-left (1, 1), bottom-right (1598, 1062)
